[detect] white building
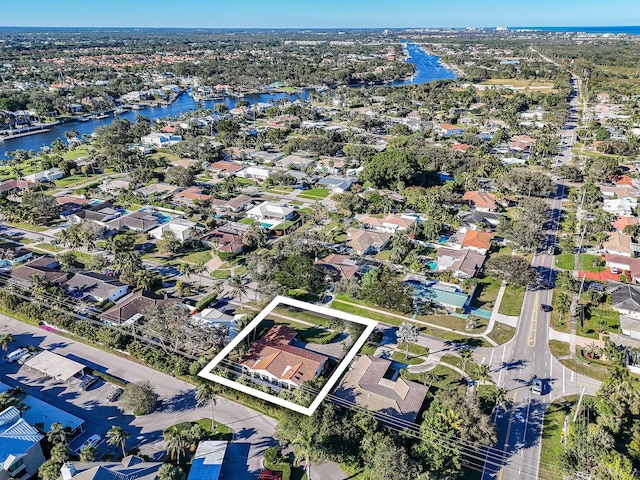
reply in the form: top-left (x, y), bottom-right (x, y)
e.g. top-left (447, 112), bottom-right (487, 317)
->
top-left (149, 218), bottom-right (199, 243)
top-left (140, 132), bottom-right (183, 147)
top-left (23, 168), bottom-right (64, 183)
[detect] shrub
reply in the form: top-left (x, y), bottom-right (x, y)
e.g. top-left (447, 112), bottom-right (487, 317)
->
top-left (262, 447), bottom-right (292, 480)
top-left (195, 292), bottom-right (219, 311)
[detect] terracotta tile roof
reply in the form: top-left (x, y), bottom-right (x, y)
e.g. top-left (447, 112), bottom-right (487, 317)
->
top-left (209, 161), bottom-right (244, 173)
top-left (462, 191), bottom-right (497, 211)
top-left (612, 216), bottom-right (638, 232)
top-left (461, 229), bottom-right (494, 250)
top-left (240, 325), bottom-right (328, 386)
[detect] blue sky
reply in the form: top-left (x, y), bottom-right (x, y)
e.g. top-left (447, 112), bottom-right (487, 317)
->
top-left (3, 0), bottom-right (639, 28)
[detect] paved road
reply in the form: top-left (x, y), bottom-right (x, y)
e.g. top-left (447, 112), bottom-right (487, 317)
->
top-left (480, 74), bottom-right (600, 480)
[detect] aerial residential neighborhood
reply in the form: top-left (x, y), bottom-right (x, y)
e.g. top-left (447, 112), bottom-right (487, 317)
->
top-left (0, 5), bottom-right (639, 480)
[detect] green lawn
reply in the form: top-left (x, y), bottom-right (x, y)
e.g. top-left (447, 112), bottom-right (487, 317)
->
top-left (28, 243), bottom-right (63, 253)
top-left (487, 322), bottom-right (516, 345)
top-left (5, 222), bottom-right (49, 233)
top-left (555, 252), bottom-right (574, 270)
top-left (391, 351), bottom-right (424, 365)
top-left (238, 217), bottom-right (254, 225)
top-left (578, 253), bottom-right (605, 273)
top-left (539, 397), bottom-right (578, 480)
top-left (298, 188), bottom-right (330, 200)
top-left (471, 275), bottom-right (501, 309)
top-left (578, 304), bottom-right (620, 339)
top-left (549, 340), bottom-right (570, 358)
top-left (177, 250), bottom-right (212, 265)
top-left (374, 250), bottom-right (392, 261)
top-left (498, 285), bottom-right (525, 316)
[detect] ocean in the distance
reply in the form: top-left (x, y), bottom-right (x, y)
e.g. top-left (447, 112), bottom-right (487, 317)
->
top-left (514, 26), bottom-right (640, 35)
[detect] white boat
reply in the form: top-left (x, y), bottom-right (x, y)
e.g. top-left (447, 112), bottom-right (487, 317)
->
top-left (131, 105), bottom-right (142, 111)
top-left (114, 107), bottom-right (127, 115)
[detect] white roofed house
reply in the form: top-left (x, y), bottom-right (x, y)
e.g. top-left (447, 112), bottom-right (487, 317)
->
top-left (234, 166), bottom-right (275, 182)
top-left (603, 197), bottom-right (637, 217)
top-left (149, 218), bottom-right (200, 243)
top-left (318, 175), bottom-right (358, 194)
top-left (62, 271), bottom-right (128, 304)
top-left (140, 132), bottom-right (183, 147)
top-left (22, 168), bottom-right (64, 183)
top-left (246, 201), bottom-right (295, 226)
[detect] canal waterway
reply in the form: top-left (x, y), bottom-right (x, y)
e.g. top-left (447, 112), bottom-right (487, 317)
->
top-left (0, 43), bottom-right (454, 157)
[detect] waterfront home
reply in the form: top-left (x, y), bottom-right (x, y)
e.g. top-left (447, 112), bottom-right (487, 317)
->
top-left (240, 325), bottom-right (329, 389)
top-left (140, 132), bottom-right (183, 147)
top-left (335, 355), bottom-right (427, 422)
top-left (149, 218), bottom-right (199, 243)
top-left (23, 168), bottom-right (64, 183)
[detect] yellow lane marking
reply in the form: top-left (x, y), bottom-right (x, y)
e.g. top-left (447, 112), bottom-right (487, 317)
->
top-left (498, 390), bottom-right (518, 480)
top-left (528, 292), bottom-right (539, 348)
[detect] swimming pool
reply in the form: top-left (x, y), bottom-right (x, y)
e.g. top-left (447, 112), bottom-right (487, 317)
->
top-left (437, 235), bottom-right (450, 244)
top-left (427, 261), bottom-right (438, 271)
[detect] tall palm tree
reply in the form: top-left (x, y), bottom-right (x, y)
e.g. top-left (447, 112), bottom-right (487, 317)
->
top-left (474, 363), bottom-right (493, 394)
top-left (419, 370), bottom-right (440, 392)
top-left (229, 275), bottom-right (247, 308)
top-left (397, 322), bottom-right (419, 360)
top-left (193, 261), bottom-right (206, 288)
top-left (164, 429), bottom-right (190, 462)
top-left (195, 382), bottom-right (218, 432)
top-left (459, 347), bottom-right (474, 376)
top-left (491, 386), bottom-right (511, 414)
top-left (135, 269), bottom-right (156, 291)
top-left (106, 425), bottom-right (130, 457)
top-left (291, 430), bottom-right (316, 480)
top-left (0, 333), bottom-right (14, 351)
top-left (178, 262), bottom-right (193, 281)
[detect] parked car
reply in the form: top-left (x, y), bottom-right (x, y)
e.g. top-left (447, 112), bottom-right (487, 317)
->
top-left (531, 377), bottom-right (543, 395)
top-left (107, 387), bottom-right (123, 402)
top-left (3, 348), bottom-right (30, 363)
top-left (78, 434), bottom-right (102, 452)
top-left (79, 375), bottom-right (99, 391)
top-left (17, 352), bottom-right (36, 365)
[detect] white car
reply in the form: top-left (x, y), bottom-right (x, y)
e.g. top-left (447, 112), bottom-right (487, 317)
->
top-left (78, 434), bottom-right (102, 452)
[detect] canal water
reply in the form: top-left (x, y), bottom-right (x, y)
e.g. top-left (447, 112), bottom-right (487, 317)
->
top-left (0, 43), bottom-right (455, 157)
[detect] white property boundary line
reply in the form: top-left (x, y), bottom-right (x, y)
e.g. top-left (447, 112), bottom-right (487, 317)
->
top-left (198, 295), bottom-right (378, 415)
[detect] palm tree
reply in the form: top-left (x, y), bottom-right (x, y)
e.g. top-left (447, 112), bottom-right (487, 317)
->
top-left (397, 322), bottom-right (419, 360)
top-left (459, 347), bottom-right (474, 376)
top-left (229, 275), bottom-right (247, 308)
top-left (193, 261), bottom-right (207, 287)
top-left (135, 269), bottom-right (156, 291)
top-left (178, 262), bottom-right (193, 281)
top-left (79, 444), bottom-right (97, 462)
top-left (164, 428), bottom-right (190, 462)
top-left (47, 422), bottom-right (68, 445)
top-left (474, 363), bottom-right (493, 394)
top-left (291, 430), bottom-right (316, 480)
top-left (419, 370), bottom-right (440, 392)
top-left (491, 386), bottom-right (511, 414)
top-left (106, 425), bottom-right (130, 457)
top-left (0, 333), bottom-right (14, 351)
top-left (195, 382), bottom-right (218, 432)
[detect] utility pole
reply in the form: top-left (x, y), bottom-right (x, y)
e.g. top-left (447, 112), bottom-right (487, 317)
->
top-left (573, 385), bottom-right (587, 423)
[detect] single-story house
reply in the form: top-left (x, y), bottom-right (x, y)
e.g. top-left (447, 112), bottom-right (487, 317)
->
top-left (462, 191), bottom-right (498, 212)
top-left (608, 281), bottom-right (640, 322)
top-left (209, 161), bottom-right (244, 176)
top-left (98, 178), bottom-right (132, 193)
top-left (436, 123), bottom-right (463, 137)
top-left (23, 168), bottom-right (63, 183)
top-left (234, 166), bottom-right (275, 182)
top-left (246, 201), bottom-right (295, 223)
top-left (355, 214), bottom-right (416, 233)
top-left (70, 202), bottom-right (122, 226)
top-left (435, 247), bottom-right (486, 279)
top-left (106, 210), bottom-right (161, 233)
top-left (99, 290), bottom-right (178, 326)
top-left (457, 210), bottom-right (501, 229)
top-left (0, 179), bottom-right (35, 194)
top-left (62, 271), bottom-right (128, 303)
top-left (141, 132), bottom-right (182, 147)
top-left (346, 228), bottom-right (391, 256)
top-left (275, 154), bottom-right (316, 169)
top-left (603, 231), bottom-right (635, 257)
top-left (240, 325), bottom-right (329, 389)
top-left (173, 187), bottom-right (211, 205)
top-left (0, 240), bottom-right (33, 267)
top-left (603, 254), bottom-right (640, 282)
top-left (136, 183), bottom-right (182, 198)
top-left (603, 198), bottom-right (637, 217)
top-left (612, 216), bottom-right (638, 232)
top-left (186, 441), bottom-right (228, 480)
top-left (459, 229), bottom-right (494, 255)
top-left (404, 274), bottom-right (471, 311)
top-left (149, 218), bottom-right (199, 243)
top-left (317, 253), bottom-right (364, 280)
top-left (318, 176), bottom-right (358, 194)
top-left (210, 194), bottom-right (253, 213)
top-left (59, 456), bottom-right (163, 480)
top-left (10, 256), bottom-right (67, 287)
top-left (335, 355), bottom-right (428, 422)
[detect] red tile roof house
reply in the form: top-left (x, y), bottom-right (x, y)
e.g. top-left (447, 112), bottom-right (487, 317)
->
top-left (462, 191), bottom-right (498, 212)
top-left (201, 229), bottom-right (245, 255)
top-left (240, 325), bottom-right (329, 390)
top-left (346, 228), bottom-right (392, 256)
top-left (209, 161), bottom-right (245, 177)
top-left (0, 179), bottom-right (35, 194)
top-left (612, 216), bottom-right (638, 232)
top-left (603, 254), bottom-right (640, 283)
top-left (173, 187), bottom-right (212, 206)
top-left (355, 214), bottom-right (415, 233)
top-left (317, 253), bottom-right (363, 281)
top-left (460, 229), bottom-right (495, 255)
top-left (210, 194), bottom-right (253, 213)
